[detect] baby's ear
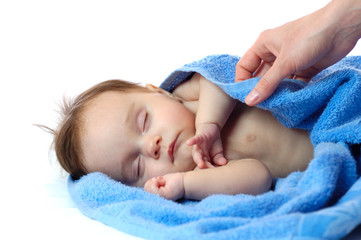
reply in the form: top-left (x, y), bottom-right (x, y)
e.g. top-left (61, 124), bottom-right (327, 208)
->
top-left (146, 84), bottom-right (170, 95)
top-left (145, 84), bottom-right (183, 103)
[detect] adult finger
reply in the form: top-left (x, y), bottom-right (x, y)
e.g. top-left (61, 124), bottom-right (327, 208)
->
top-left (235, 50), bottom-right (262, 82)
top-left (245, 58), bottom-right (293, 106)
top-left (253, 61), bottom-right (273, 77)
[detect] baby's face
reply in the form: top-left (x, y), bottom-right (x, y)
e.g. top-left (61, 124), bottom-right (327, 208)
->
top-left (81, 90), bottom-right (196, 187)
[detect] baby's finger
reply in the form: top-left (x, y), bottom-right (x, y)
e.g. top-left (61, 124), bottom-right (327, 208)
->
top-left (155, 176), bottom-right (166, 187)
top-left (158, 187), bottom-right (177, 200)
top-left (144, 178), bottom-right (161, 194)
top-left (186, 135), bottom-right (204, 146)
top-left (213, 153), bottom-right (228, 166)
top-left (204, 160), bottom-right (215, 169)
top-left (192, 146), bottom-right (205, 169)
top-left (144, 179), bottom-right (152, 191)
top-left (214, 156), bottom-right (227, 166)
top-left (186, 137), bottom-right (196, 146)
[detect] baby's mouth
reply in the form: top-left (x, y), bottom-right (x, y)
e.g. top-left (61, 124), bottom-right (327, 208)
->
top-left (168, 133), bottom-right (179, 163)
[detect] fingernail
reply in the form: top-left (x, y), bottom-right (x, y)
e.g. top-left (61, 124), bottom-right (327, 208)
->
top-left (245, 90), bottom-right (260, 106)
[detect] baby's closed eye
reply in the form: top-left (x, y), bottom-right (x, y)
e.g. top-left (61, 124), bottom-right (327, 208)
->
top-left (138, 110), bottom-right (151, 133)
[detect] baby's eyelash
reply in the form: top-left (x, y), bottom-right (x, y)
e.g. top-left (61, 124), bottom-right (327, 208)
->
top-left (142, 112), bottom-right (151, 133)
top-left (137, 155), bottom-right (144, 179)
top-left (137, 156), bottom-right (140, 178)
top-left (143, 112), bottom-right (148, 132)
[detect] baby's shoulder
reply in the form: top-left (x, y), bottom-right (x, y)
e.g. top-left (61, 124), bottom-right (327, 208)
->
top-left (172, 73), bottom-right (201, 101)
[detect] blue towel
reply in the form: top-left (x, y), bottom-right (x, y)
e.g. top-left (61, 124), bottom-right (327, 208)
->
top-left (68, 54), bottom-right (361, 240)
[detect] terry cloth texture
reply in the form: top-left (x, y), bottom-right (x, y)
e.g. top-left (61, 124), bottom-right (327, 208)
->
top-left (68, 54), bottom-right (361, 240)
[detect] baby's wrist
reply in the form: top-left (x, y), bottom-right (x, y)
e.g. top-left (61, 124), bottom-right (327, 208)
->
top-left (182, 172), bottom-right (189, 199)
top-left (195, 122), bottom-right (221, 132)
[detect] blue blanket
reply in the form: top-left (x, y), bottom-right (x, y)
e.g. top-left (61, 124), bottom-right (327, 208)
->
top-left (68, 54), bottom-right (361, 239)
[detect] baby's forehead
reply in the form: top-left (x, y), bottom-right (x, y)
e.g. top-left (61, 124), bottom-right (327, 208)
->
top-left (94, 87), bottom-right (150, 100)
top-left (81, 93), bottom-right (136, 177)
top-left (84, 91), bottom-right (135, 112)
top-left (82, 88), bottom-right (161, 131)
top-left (90, 90), bottom-right (139, 102)
top-left (84, 92), bottom-right (128, 120)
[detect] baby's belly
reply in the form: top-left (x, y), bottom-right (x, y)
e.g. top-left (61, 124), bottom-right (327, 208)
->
top-left (222, 104), bottom-right (313, 178)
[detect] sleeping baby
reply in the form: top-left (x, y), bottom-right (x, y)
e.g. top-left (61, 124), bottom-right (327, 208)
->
top-left (52, 73), bottom-right (314, 200)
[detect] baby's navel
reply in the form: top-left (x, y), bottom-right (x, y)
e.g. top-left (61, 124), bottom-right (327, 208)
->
top-left (246, 134), bottom-right (256, 142)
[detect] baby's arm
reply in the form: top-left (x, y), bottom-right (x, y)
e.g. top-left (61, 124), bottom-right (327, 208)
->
top-left (175, 73), bottom-right (237, 168)
top-left (144, 159), bottom-right (272, 201)
top-left (194, 74), bottom-right (236, 133)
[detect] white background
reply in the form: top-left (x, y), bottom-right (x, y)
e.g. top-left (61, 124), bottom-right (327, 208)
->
top-left (1, 0), bottom-right (360, 239)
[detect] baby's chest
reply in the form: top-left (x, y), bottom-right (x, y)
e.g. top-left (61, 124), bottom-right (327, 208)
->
top-left (221, 105), bottom-right (284, 160)
top-left (221, 104), bottom-right (313, 178)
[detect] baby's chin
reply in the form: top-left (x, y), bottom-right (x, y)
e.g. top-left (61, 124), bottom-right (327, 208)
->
top-left (175, 156), bottom-right (196, 172)
top-left (186, 161), bottom-right (197, 172)
top-left (175, 142), bottom-right (195, 170)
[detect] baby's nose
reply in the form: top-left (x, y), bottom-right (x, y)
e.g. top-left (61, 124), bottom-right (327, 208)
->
top-left (147, 136), bottom-right (162, 159)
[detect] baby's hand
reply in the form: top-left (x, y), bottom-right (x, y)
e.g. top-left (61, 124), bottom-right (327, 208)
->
top-left (144, 173), bottom-right (185, 200)
top-left (186, 123), bottom-right (227, 169)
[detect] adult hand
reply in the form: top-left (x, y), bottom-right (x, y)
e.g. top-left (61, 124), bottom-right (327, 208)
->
top-left (235, 0), bottom-right (361, 106)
